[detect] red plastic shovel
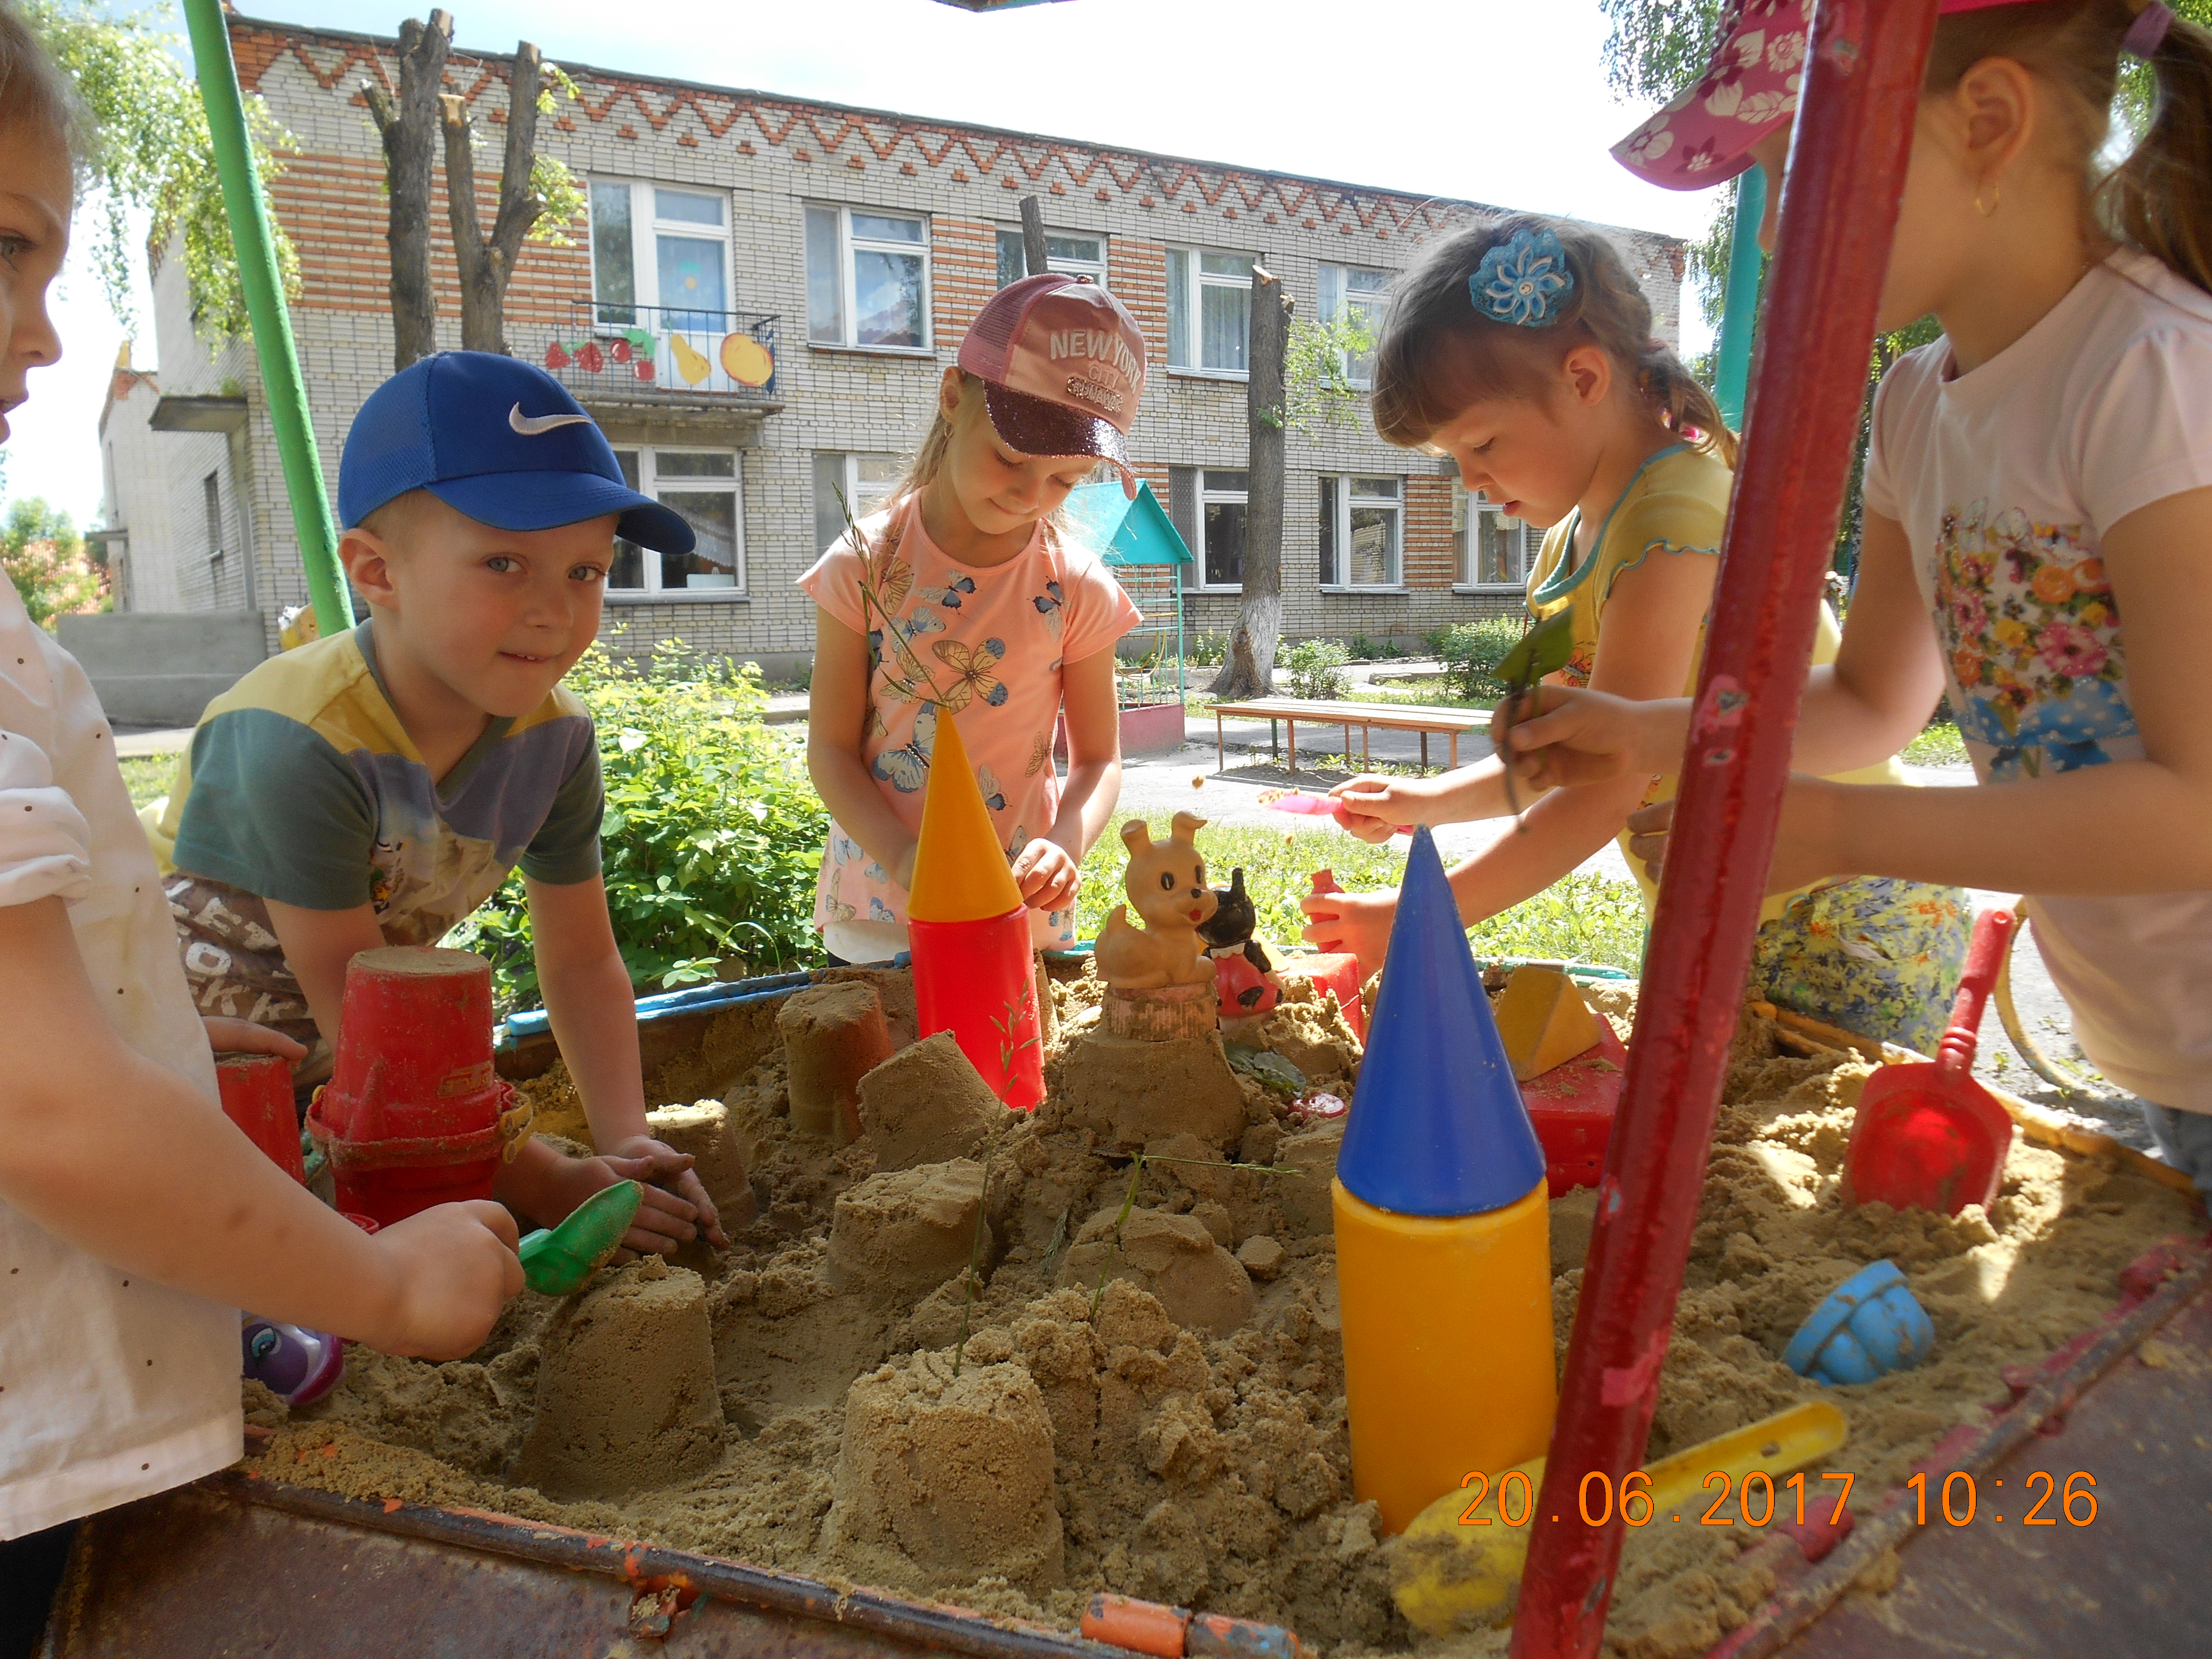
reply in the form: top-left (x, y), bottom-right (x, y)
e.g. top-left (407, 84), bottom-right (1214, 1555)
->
top-left (1845, 907), bottom-right (2018, 1216)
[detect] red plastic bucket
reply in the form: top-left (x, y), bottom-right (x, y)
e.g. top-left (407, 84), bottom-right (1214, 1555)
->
top-left (216, 1053), bottom-right (307, 1185)
top-left (910, 906), bottom-right (1045, 1111)
top-left (305, 946), bottom-right (532, 1228)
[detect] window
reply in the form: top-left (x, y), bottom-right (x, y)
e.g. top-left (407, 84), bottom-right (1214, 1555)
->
top-left (589, 182), bottom-right (731, 332)
top-left (1179, 468), bottom-right (1246, 589)
top-left (1456, 483), bottom-right (1539, 588)
top-left (812, 453), bottom-right (903, 553)
top-left (1319, 476), bottom-right (1403, 588)
top-left (805, 205), bottom-right (930, 350)
top-left (201, 471), bottom-right (222, 556)
top-left (1167, 248), bottom-right (1252, 374)
top-left (608, 447), bottom-right (744, 595)
top-left (1318, 265), bottom-right (1389, 388)
top-left (996, 229), bottom-right (1107, 289)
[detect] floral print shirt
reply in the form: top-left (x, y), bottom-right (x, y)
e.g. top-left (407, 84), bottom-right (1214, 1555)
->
top-left (1865, 249), bottom-right (2212, 1112)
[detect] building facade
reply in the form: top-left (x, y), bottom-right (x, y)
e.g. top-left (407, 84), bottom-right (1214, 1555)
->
top-left (114, 11), bottom-right (1686, 676)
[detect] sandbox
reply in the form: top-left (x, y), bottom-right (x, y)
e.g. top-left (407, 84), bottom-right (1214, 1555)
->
top-left (243, 966), bottom-right (2200, 1659)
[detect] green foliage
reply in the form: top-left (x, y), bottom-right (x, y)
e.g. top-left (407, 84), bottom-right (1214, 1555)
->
top-left (1188, 630), bottom-right (1229, 668)
top-left (1277, 638), bottom-right (1350, 699)
top-left (1902, 719), bottom-right (1969, 768)
top-left (27, 1), bottom-right (301, 341)
top-left (118, 752), bottom-right (179, 807)
top-left (2, 498), bottom-right (105, 626)
top-left (451, 642), bottom-right (827, 1011)
top-left (1468, 873), bottom-right (1646, 973)
top-left (1283, 310), bottom-right (1376, 432)
top-left (1432, 616), bottom-right (1530, 703)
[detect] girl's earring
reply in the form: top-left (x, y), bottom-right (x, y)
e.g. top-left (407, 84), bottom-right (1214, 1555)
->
top-left (1975, 181), bottom-right (2001, 218)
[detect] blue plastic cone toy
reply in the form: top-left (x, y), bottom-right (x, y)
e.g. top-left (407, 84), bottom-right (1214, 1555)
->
top-left (1333, 827), bottom-right (1556, 1532)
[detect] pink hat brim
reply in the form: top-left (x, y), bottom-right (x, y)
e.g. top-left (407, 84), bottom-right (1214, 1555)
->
top-left (981, 381), bottom-right (1138, 498)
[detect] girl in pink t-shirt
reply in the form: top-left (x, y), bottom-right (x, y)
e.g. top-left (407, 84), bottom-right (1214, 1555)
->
top-left (800, 275), bottom-right (1147, 964)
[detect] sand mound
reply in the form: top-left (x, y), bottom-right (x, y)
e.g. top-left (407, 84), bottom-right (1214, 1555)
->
top-left (262, 971), bottom-right (2197, 1657)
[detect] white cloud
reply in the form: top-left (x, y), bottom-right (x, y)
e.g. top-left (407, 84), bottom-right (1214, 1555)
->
top-left (6, 0), bottom-right (1724, 531)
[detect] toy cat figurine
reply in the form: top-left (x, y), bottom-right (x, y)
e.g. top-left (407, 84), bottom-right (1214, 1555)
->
top-left (1094, 812), bottom-right (1218, 991)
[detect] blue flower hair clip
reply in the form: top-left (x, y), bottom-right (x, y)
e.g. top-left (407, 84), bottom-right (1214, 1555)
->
top-left (1471, 228), bottom-right (1575, 328)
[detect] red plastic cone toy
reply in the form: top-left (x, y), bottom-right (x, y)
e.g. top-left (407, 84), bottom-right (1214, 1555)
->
top-left (908, 709), bottom-right (1045, 1109)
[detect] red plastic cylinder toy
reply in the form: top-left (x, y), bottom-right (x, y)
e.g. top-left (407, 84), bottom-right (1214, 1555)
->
top-left (305, 946), bottom-right (528, 1228)
top-left (910, 908), bottom-right (1046, 1111)
top-left (216, 1053), bottom-right (307, 1185)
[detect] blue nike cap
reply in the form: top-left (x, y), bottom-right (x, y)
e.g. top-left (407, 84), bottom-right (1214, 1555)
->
top-left (338, 351), bottom-right (695, 554)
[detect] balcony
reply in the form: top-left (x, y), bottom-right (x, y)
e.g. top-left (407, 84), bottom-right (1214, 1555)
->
top-left (535, 304), bottom-right (784, 420)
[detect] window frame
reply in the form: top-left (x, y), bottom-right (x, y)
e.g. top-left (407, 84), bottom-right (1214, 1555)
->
top-left (1455, 483), bottom-right (1540, 592)
top-left (995, 228), bottom-right (1108, 289)
top-left (605, 444), bottom-right (748, 601)
top-left (811, 452), bottom-right (905, 554)
top-left (1182, 467), bottom-right (1250, 593)
top-left (805, 203), bottom-right (934, 355)
top-left (587, 178), bottom-right (734, 330)
top-left (1166, 246), bottom-right (1254, 378)
top-left (1317, 264), bottom-right (1389, 390)
top-left (1318, 474), bottom-right (1405, 592)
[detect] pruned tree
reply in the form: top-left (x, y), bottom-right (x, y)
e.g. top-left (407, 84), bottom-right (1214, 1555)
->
top-left (362, 11), bottom-right (452, 369)
top-left (363, 13), bottom-right (585, 368)
top-left (1209, 265), bottom-right (1291, 701)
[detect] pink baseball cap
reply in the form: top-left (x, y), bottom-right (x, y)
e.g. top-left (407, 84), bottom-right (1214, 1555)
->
top-left (1611, 0), bottom-right (2043, 191)
top-left (957, 273), bottom-right (1148, 497)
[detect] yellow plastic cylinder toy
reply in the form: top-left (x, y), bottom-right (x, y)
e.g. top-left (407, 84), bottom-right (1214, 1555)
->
top-left (1333, 828), bottom-right (1555, 1535)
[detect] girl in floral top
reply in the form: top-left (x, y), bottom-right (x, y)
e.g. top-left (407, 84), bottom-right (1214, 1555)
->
top-left (1513, 0), bottom-right (2212, 1197)
top-left (1308, 214), bottom-right (1969, 1052)
top-left (801, 275), bottom-right (1145, 965)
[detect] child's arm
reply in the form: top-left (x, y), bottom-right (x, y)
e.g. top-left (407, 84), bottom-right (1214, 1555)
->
top-left (526, 874), bottom-right (726, 1250)
top-left (1307, 552), bottom-right (1715, 970)
top-left (807, 608), bottom-right (922, 889)
top-left (264, 899), bottom-right (699, 1250)
top-left (1015, 646), bottom-right (1121, 915)
top-left (0, 896), bottom-right (519, 1358)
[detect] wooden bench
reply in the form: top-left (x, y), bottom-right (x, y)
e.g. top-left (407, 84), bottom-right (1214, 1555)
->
top-left (1210, 697), bottom-right (1492, 775)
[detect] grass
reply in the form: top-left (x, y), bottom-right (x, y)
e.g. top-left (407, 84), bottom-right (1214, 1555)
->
top-left (118, 752), bottom-right (181, 808)
top-left (1903, 720), bottom-right (1969, 767)
top-left (1076, 812), bottom-right (1645, 973)
top-left (1346, 678), bottom-right (1491, 711)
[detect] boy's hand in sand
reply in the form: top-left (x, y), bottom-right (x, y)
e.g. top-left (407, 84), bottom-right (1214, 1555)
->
top-left (1495, 686), bottom-right (1685, 791)
top-left (1299, 885), bottom-right (1397, 978)
top-left (367, 1200), bottom-right (523, 1359)
top-left (1328, 774), bottom-right (1440, 844)
top-left (600, 1136), bottom-right (731, 1252)
top-left (1012, 838), bottom-right (1081, 912)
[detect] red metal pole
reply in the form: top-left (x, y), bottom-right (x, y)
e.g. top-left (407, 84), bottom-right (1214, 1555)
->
top-left (1509, 3), bottom-right (1940, 1653)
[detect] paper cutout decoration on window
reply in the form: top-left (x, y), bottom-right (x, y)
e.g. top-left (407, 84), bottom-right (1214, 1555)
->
top-left (670, 333), bottom-right (712, 386)
top-left (720, 333), bottom-right (774, 387)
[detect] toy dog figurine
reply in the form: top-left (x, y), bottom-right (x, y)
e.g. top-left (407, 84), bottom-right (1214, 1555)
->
top-left (1199, 867), bottom-right (1282, 1019)
top-left (1095, 813), bottom-right (1218, 991)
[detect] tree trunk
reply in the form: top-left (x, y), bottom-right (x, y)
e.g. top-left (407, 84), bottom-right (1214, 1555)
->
top-left (1209, 266), bottom-right (1290, 701)
top-left (361, 11), bottom-right (453, 370)
top-left (1018, 195), bottom-right (1049, 281)
top-left (442, 41), bottom-right (548, 355)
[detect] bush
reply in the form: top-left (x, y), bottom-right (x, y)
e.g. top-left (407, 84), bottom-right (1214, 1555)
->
top-left (1278, 638), bottom-right (1351, 699)
top-left (452, 641), bottom-right (828, 1011)
top-left (1434, 616), bottom-right (1531, 703)
top-left (3, 498), bottom-right (106, 628)
top-left (1189, 630), bottom-right (1229, 667)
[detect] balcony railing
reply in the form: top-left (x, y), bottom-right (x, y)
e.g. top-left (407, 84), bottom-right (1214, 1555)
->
top-left (537, 303), bottom-right (781, 405)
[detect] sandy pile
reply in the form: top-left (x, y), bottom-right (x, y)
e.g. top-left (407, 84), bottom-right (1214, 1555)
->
top-left (252, 968), bottom-right (2197, 1659)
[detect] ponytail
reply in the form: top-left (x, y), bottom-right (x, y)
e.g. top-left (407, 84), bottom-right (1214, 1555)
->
top-left (1371, 212), bottom-right (1738, 468)
top-left (2105, 10), bottom-right (2212, 293)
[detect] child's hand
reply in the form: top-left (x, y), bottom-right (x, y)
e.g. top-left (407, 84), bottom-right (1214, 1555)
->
top-left (365, 1200), bottom-right (522, 1360)
top-left (1328, 775), bottom-right (1436, 843)
top-left (201, 1016), bottom-right (309, 1062)
top-left (605, 1134), bottom-right (731, 1252)
top-left (1626, 780), bottom-right (1849, 896)
top-left (1495, 686), bottom-right (1670, 791)
top-left (1300, 885), bottom-right (1398, 978)
top-left (1011, 839), bottom-right (1080, 912)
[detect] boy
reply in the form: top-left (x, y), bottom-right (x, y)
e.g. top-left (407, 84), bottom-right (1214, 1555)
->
top-left (152, 352), bottom-right (728, 1255)
top-left (1, 14), bottom-right (518, 1652)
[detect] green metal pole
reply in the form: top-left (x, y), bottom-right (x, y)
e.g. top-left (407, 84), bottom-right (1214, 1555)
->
top-left (1712, 163), bottom-right (1767, 432)
top-left (181, 0), bottom-right (353, 635)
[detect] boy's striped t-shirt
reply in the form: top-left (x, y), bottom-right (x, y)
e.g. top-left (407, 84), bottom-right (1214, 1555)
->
top-left (152, 621), bottom-right (602, 1050)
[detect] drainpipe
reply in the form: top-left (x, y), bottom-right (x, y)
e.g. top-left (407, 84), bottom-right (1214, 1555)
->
top-left (1712, 164), bottom-right (1767, 432)
top-left (180, 0), bottom-right (353, 637)
top-left (1508, 3), bottom-right (1943, 1653)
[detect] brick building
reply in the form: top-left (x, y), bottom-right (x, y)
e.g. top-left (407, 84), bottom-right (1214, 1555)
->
top-left (112, 9), bottom-right (1686, 677)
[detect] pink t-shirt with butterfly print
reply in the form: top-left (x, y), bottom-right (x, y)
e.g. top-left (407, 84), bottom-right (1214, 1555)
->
top-left (798, 494), bottom-right (1142, 954)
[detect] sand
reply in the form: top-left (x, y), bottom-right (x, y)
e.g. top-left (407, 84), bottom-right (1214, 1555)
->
top-left (254, 971), bottom-right (2198, 1658)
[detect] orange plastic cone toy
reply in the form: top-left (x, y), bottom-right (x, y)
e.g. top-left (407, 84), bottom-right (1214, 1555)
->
top-left (908, 709), bottom-right (1045, 1109)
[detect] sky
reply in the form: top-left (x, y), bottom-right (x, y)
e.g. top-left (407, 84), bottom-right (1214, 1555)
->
top-left (5, 0), bottom-right (1726, 535)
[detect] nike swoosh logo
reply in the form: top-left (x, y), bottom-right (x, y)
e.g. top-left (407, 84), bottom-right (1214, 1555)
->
top-left (510, 403), bottom-right (593, 436)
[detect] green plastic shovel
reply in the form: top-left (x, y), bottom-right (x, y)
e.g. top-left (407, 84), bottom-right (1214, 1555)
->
top-left (518, 1180), bottom-right (643, 1296)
